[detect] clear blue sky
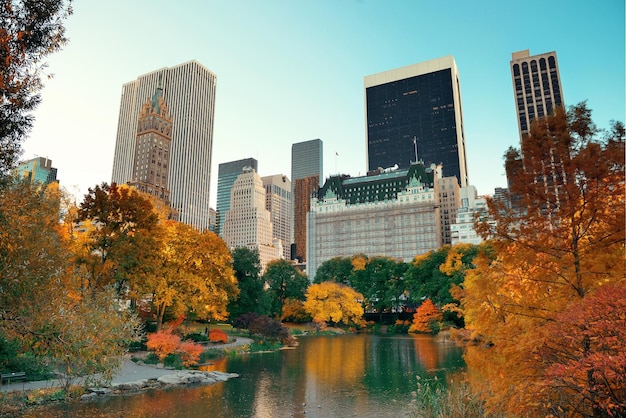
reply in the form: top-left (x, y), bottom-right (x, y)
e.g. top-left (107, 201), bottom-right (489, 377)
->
top-left (24, 0), bottom-right (625, 206)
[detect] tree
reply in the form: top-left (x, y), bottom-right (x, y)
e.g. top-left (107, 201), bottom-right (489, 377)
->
top-left (0, 0), bottom-right (73, 176)
top-left (77, 182), bottom-right (161, 292)
top-left (262, 260), bottom-right (309, 319)
top-left (459, 103), bottom-right (625, 416)
top-left (146, 220), bottom-right (239, 332)
top-left (0, 177), bottom-right (139, 387)
top-left (349, 256), bottom-right (406, 318)
top-left (303, 282), bottom-right (364, 327)
top-left (409, 299), bottom-right (442, 334)
top-left (227, 247), bottom-right (266, 319)
top-left (313, 256), bottom-right (353, 284)
top-left (541, 281), bottom-right (626, 417)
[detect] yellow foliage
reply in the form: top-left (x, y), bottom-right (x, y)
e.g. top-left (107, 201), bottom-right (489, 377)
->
top-left (304, 282), bottom-right (364, 326)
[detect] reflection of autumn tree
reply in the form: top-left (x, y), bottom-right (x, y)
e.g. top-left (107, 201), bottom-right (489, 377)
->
top-left (459, 103), bottom-right (625, 416)
top-left (305, 336), bottom-right (366, 385)
top-left (412, 335), bottom-right (440, 372)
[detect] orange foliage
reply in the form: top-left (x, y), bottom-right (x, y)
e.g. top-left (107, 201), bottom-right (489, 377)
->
top-left (409, 299), bottom-right (442, 333)
top-left (146, 331), bottom-right (181, 360)
top-left (178, 341), bottom-right (204, 366)
top-left (209, 328), bottom-right (228, 343)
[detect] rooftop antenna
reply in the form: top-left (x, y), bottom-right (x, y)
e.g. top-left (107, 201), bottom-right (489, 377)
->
top-left (413, 136), bottom-right (419, 163)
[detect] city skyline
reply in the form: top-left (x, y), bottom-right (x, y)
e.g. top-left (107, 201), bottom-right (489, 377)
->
top-left (21, 1), bottom-right (624, 207)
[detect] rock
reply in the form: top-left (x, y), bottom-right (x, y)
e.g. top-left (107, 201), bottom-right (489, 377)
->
top-left (81, 392), bottom-right (98, 400)
top-left (87, 387), bottom-right (113, 395)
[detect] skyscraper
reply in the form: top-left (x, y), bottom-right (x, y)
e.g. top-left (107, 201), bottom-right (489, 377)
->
top-left (262, 174), bottom-right (292, 260)
top-left (216, 158), bottom-right (258, 236)
top-left (364, 56), bottom-right (468, 187)
top-left (510, 50), bottom-right (564, 141)
top-left (222, 167), bottom-right (279, 272)
top-left (291, 139), bottom-right (323, 262)
top-left (128, 84), bottom-right (173, 206)
top-left (111, 60), bottom-right (217, 230)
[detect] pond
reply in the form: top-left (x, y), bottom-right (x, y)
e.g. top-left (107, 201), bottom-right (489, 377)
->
top-left (25, 333), bottom-right (465, 417)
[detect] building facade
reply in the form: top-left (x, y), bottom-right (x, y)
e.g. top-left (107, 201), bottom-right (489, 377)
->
top-left (15, 157), bottom-right (58, 184)
top-left (262, 174), bottom-right (292, 260)
top-left (291, 139), bottom-right (323, 261)
top-left (216, 158), bottom-right (258, 236)
top-left (307, 163), bottom-right (442, 280)
top-left (364, 56), bottom-right (468, 187)
top-left (450, 185), bottom-right (489, 245)
top-left (510, 50), bottom-right (564, 141)
top-left (222, 167), bottom-right (279, 272)
top-left (111, 60), bottom-right (217, 230)
top-left (438, 176), bottom-right (460, 245)
top-left (128, 84), bottom-right (172, 205)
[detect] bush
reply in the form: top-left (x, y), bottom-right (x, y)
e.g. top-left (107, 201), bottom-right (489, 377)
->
top-left (209, 329), bottom-right (228, 343)
top-left (143, 352), bottom-right (159, 364)
top-left (249, 316), bottom-right (290, 343)
top-left (146, 331), bottom-right (181, 360)
top-left (185, 332), bottom-right (209, 343)
top-left (388, 320), bottom-right (411, 334)
top-left (163, 353), bottom-right (184, 369)
top-left (231, 312), bottom-right (260, 331)
top-left (199, 349), bottom-right (223, 363)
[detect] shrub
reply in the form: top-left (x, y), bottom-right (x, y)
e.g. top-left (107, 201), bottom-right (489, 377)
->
top-left (185, 332), bottom-right (209, 343)
top-left (199, 349), bottom-right (223, 363)
top-left (163, 353), bottom-right (184, 369)
top-left (143, 352), bottom-right (159, 364)
top-left (232, 312), bottom-right (260, 332)
top-left (177, 341), bottom-right (204, 366)
top-left (209, 328), bottom-right (228, 343)
top-left (249, 316), bottom-right (290, 343)
top-left (146, 331), bottom-right (181, 360)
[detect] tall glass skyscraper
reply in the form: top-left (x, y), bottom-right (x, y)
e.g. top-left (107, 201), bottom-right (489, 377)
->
top-left (216, 158), bottom-right (258, 236)
top-left (364, 56), bottom-right (468, 187)
top-left (111, 60), bottom-right (217, 231)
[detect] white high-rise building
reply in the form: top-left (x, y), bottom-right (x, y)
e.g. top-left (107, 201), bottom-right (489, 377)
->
top-left (223, 167), bottom-right (279, 271)
top-left (262, 174), bottom-right (292, 261)
top-left (111, 60), bottom-right (217, 230)
top-left (450, 185), bottom-right (489, 245)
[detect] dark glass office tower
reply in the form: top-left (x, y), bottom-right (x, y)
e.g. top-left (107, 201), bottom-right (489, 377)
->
top-left (364, 56), bottom-right (468, 187)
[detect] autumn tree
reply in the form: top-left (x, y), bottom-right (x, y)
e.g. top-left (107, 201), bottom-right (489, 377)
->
top-left (77, 182), bottom-right (161, 292)
top-left (227, 247), bottom-right (267, 319)
top-left (303, 282), bottom-right (364, 327)
top-left (0, 177), bottom-right (139, 386)
top-left (262, 259), bottom-right (309, 319)
top-left (0, 0), bottom-right (73, 176)
top-left (459, 103), bottom-right (625, 416)
top-left (409, 299), bottom-right (443, 334)
top-left (145, 220), bottom-right (239, 332)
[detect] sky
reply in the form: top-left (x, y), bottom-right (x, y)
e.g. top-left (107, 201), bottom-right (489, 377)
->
top-left (23, 0), bottom-right (625, 207)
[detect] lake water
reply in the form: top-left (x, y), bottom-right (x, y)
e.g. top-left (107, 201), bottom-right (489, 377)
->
top-left (25, 334), bottom-right (465, 417)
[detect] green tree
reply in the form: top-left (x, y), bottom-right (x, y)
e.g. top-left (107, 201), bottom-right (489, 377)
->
top-left (0, 0), bottom-right (73, 176)
top-left (262, 259), bottom-right (309, 319)
top-left (349, 256), bottom-right (406, 319)
top-left (313, 256), bottom-right (353, 284)
top-left (459, 103), bottom-right (625, 416)
top-left (228, 247), bottom-right (266, 319)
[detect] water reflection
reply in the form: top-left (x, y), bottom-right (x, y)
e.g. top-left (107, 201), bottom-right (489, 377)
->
top-left (25, 334), bottom-right (464, 418)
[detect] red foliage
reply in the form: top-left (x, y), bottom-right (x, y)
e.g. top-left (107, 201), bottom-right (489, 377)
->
top-left (209, 328), bottom-right (228, 343)
top-left (178, 340), bottom-right (204, 366)
top-left (409, 299), bottom-right (443, 333)
top-left (541, 282), bottom-right (626, 417)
